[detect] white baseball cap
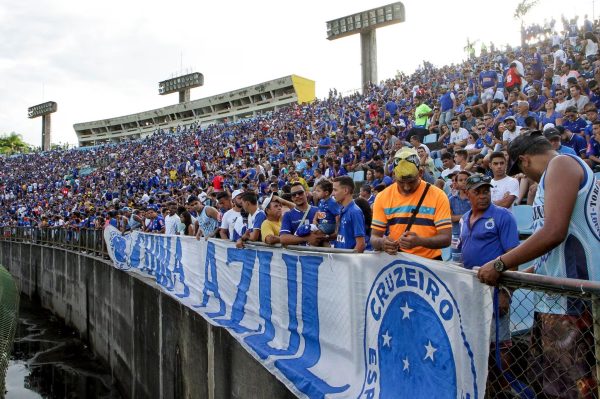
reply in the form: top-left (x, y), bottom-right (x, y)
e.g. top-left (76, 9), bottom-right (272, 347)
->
top-left (231, 189), bottom-right (243, 199)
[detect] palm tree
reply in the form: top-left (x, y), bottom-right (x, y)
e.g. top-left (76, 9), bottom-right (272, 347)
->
top-left (0, 132), bottom-right (31, 155)
top-left (514, 0), bottom-right (540, 45)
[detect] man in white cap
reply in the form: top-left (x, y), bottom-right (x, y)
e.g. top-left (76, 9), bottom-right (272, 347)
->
top-left (371, 148), bottom-right (452, 260)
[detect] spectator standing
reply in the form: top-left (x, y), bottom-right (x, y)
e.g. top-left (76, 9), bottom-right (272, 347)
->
top-left (164, 201), bottom-right (181, 235)
top-left (477, 133), bottom-right (600, 398)
top-left (459, 173), bottom-right (519, 393)
top-left (332, 176), bottom-right (366, 252)
top-left (371, 148), bottom-right (451, 259)
top-left (489, 152), bottom-right (519, 211)
top-left (279, 182), bottom-right (319, 245)
top-left (260, 195), bottom-right (283, 245)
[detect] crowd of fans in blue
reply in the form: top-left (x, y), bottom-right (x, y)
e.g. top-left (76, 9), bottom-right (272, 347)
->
top-left (2, 14), bottom-right (600, 398)
top-left (2, 15), bottom-right (599, 254)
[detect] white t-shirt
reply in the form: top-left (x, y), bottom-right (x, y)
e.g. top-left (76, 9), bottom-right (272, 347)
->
top-left (502, 128), bottom-right (521, 144)
top-left (491, 176), bottom-right (520, 211)
top-left (449, 128), bottom-right (469, 145)
top-left (441, 164), bottom-right (461, 179)
top-left (553, 49), bottom-right (567, 69)
top-left (165, 214), bottom-right (181, 235)
top-left (220, 209), bottom-right (241, 240)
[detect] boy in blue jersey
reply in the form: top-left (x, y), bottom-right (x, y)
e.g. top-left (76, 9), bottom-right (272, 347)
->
top-left (145, 205), bottom-right (165, 234)
top-left (311, 179), bottom-right (340, 245)
top-left (332, 176), bottom-right (366, 252)
top-left (279, 182), bottom-right (319, 246)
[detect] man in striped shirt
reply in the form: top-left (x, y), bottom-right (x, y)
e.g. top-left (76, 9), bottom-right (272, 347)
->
top-left (371, 148), bottom-right (452, 260)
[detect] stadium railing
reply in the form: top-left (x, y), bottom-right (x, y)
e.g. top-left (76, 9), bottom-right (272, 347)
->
top-left (1, 226), bottom-right (599, 398)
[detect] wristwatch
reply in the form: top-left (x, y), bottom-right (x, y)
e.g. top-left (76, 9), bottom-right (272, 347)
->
top-left (493, 257), bottom-right (507, 273)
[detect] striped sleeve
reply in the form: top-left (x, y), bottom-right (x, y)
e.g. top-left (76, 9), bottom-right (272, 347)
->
top-left (434, 192), bottom-right (452, 230)
top-left (371, 195), bottom-right (387, 232)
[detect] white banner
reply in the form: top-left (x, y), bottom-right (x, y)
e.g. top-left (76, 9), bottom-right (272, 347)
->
top-left (104, 226), bottom-right (492, 399)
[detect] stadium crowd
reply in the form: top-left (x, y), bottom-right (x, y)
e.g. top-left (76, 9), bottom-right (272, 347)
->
top-left (0, 16), bottom-right (598, 255)
top-left (3, 13), bottom-right (600, 398)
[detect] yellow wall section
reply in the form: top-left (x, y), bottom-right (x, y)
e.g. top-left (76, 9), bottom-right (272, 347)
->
top-left (291, 75), bottom-right (316, 104)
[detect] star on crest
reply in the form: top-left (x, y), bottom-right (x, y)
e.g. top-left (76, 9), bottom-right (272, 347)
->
top-left (382, 330), bottom-right (392, 347)
top-left (424, 340), bottom-right (437, 362)
top-left (400, 302), bottom-right (414, 320)
top-left (403, 356), bottom-right (410, 371)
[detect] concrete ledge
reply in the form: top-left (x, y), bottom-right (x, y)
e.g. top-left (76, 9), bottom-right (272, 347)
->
top-left (0, 241), bottom-right (295, 399)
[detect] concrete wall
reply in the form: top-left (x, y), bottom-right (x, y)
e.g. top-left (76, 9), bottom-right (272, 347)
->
top-left (0, 241), bottom-right (296, 399)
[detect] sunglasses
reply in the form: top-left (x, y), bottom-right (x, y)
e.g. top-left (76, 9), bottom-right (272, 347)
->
top-left (290, 191), bottom-right (305, 197)
top-left (466, 175), bottom-right (492, 185)
top-left (393, 154), bottom-right (420, 168)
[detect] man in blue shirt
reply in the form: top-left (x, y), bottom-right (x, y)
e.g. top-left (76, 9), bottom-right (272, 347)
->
top-left (543, 128), bottom-right (577, 155)
top-left (332, 176), bottom-right (366, 252)
top-left (279, 182), bottom-right (319, 246)
top-left (561, 107), bottom-right (588, 135)
top-left (459, 173), bottom-right (519, 369)
top-left (317, 132), bottom-right (332, 158)
top-left (371, 166), bottom-right (393, 188)
top-left (449, 171), bottom-right (472, 240)
top-left (557, 126), bottom-right (587, 157)
top-left (145, 205), bottom-right (166, 234)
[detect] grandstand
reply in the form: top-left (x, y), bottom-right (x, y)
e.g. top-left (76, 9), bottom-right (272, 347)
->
top-left (73, 75), bottom-right (315, 147)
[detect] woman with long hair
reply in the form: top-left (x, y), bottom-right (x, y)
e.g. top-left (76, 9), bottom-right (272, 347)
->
top-left (538, 98), bottom-right (563, 129)
top-left (180, 211), bottom-right (195, 236)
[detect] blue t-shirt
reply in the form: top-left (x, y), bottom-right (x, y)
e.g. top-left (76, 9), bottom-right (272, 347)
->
top-left (557, 145), bottom-right (577, 156)
top-left (318, 137), bottom-right (331, 157)
top-left (334, 201), bottom-right (366, 250)
top-left (587, 137), bottom-right (600, 158)
top-left (479, 70), bottom-right (497, 89)
top-left (562, 133), bottom-right (587, 156)
top-left (449, 194), bottom-right (472, 236)
top-left (147, 215), bottom-right (165, 233)
top-left (317, 197), bottom-right (341, 225)
top-left (459, 205), bottom-right (520, 269)
top-left (280, 206), bottom-right (319, 235)
top-left (561, 117), bottom-right (587, 134)
top-left (250, 210), bottom-right (267, 232)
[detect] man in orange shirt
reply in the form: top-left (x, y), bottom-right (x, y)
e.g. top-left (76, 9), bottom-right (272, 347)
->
top-left (371, 148), bottom-right (452, 259)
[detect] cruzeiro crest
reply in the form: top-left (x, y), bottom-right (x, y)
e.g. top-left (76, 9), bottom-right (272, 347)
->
top-left (360, 260), bottom-right (478, 399)
top-left (106, 228), bottom-right (131, 270)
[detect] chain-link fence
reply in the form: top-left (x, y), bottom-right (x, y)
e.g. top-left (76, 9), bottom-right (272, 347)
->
top-left (2, 226), bottom-right (107, 258)
top-left (1, 227), bottom-right (600, 398)
top-left (486, 271), bottom-right (600, 399)
top-left (0, 265), bottom-right (19, 394)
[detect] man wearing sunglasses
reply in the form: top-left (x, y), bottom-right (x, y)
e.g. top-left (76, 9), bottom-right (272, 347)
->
top-left (477, 132), bottom-right (600, 399)
top-left (279, 182), bottom-right (319, 246)
top-left (371, 148), bottom-right (452, 259)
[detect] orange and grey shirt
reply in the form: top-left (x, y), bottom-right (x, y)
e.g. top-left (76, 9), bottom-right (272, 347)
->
top-left (371, 180), bottom-right (452, 259)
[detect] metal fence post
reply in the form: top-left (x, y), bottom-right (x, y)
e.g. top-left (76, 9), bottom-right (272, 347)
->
top-left (592, 294), bottom-right (600, 399)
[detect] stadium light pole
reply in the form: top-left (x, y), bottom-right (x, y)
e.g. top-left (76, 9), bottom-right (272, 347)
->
top-left (28, 101), bottom-right (57, 151)
top-left (158, 72), bottom-right (204, 104)
top-left (326, 2), bottom-right (405, 92)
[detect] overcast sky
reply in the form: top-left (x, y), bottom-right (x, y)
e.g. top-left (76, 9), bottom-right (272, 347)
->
top-left (0, 0), bottom-right (595, 146)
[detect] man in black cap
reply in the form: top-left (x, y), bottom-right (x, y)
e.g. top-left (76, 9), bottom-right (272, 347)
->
top-left (543, 127), bottom-right (577, 156)
top-left (476, 132), bottom-right (600, 398)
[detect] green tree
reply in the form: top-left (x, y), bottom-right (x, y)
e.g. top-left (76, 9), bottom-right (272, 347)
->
top-left (464, 38), bottom-right (479, 59)
top-left (514, 0), bottom-right (540, 45)
top-left (0, 132), bottom-right (32, 155)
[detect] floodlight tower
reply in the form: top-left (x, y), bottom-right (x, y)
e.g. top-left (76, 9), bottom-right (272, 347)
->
top-left (27, 101), bottom-right (57, 151)
top-left (326, 2), bottom-right (405, 91)
top-left (158, 72), bottom-right (204, 103)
